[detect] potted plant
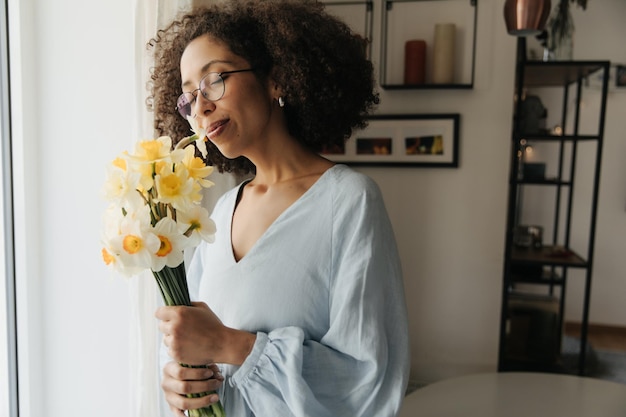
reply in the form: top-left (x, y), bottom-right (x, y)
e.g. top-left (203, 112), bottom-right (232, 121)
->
top-left (539, 0), bottom-right (587, 60)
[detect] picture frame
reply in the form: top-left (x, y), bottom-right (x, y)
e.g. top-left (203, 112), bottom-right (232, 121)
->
top-left (320, 114), bottom-right (460, 167)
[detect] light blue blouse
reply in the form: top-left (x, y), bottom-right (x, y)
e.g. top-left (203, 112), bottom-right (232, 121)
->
top-left (186, 164), bottom-right (410, 417)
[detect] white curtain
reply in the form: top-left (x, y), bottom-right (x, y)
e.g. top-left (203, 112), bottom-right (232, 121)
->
top-left (130, 1), bottom-right (237, 415)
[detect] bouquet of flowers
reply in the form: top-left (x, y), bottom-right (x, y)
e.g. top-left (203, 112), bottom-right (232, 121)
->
top-left (100, 119), bottom-right (225, 417)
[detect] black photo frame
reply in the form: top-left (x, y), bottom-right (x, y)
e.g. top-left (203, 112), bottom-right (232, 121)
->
top-left (321, 114), bottom-right (460, 167)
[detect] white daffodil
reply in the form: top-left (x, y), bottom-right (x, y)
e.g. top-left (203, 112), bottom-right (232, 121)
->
top-left (101, 160), bottom-right (144, 210)
top-left (151, 217), bottom-right (190, 271)
top-left (176, 205), bottom-right (216, 246)
top-left (108, 205), bottom-right (160, 273)
top-left (185, 115), bottom-right (208, 158)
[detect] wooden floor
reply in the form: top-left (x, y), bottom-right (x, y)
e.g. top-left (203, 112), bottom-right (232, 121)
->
top-left (564, 322), bottom-right (626, 352)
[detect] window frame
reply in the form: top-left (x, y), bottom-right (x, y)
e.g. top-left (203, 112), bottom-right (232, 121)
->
top-left (0, 0), bottom-right (18, 414)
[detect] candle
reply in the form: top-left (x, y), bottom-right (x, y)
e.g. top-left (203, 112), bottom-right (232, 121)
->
top-left (432, 23), bottom-right (455, 84)
top-left (404, 40), bottom-right (426, 85)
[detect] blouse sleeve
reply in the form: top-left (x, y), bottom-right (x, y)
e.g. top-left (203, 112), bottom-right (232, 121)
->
top-left (228, 175), bottom-right (410, 416)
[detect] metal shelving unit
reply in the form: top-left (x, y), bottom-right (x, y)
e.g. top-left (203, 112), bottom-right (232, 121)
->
top-left (498, 39), bottom-right (611, 376)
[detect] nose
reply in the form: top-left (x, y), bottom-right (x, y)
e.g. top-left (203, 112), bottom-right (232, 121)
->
top-left (193, 90), bottom-right (216, 117)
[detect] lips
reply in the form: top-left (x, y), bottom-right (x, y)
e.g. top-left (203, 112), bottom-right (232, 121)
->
top-left (207, 119), bottom-right (229, 139)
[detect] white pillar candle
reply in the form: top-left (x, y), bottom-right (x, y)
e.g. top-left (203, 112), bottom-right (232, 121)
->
top-left (432, 23), bottom-right (456, 84)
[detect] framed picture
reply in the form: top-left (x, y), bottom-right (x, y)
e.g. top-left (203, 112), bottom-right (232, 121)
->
top-left (321, 114), bottom-right (460, 167)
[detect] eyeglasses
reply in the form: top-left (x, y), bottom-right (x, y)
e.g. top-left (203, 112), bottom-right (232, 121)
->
top-left (175, 68), bottom-right (256, 118)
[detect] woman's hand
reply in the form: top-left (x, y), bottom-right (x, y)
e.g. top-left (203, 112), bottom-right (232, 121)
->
top-left (161, 361), bottom-right (223, 417)
top-left (156, 301), bottom-right (257, 366)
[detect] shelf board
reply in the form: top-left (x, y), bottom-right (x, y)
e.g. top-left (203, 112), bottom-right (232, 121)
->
top-left (521, 61), bottom-right (610, 87)
top-left (381, 83), bottom-right (473, 90)
top-left (511, 245), bottom-right (587, 268)
top-left (511, 270), bottom-right (564, 286)
top-left (513, 178), bottom-right (571, 186)
top-left (516, 133), bottom-right (600, 141)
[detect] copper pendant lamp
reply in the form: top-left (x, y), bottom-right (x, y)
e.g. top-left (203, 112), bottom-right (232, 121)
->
top-left (504, 0), bottom-right (552, 36)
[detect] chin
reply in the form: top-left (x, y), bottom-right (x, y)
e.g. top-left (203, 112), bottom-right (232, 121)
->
top-left (209, 140), bottom-right (240, 160)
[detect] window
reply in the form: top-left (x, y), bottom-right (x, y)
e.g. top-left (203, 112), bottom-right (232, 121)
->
top-left (0, 0), bottom-right (17, 415)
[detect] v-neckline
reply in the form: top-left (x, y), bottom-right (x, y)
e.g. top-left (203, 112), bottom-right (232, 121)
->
top-left (227, 165), bottom-right (339, 264)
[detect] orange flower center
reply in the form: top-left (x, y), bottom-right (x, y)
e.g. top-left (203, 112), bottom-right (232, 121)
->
top-left (156, 235), bottom-right (173, 257)
top-left (123, 235), bottom-right (143, 254)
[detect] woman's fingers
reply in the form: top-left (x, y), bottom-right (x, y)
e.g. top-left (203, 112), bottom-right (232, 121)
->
top-left (161, 362), bottom-right (223, 412)
top-left (162, 372), bottom-right (223, 396)
top-left (163, 388), bottom-right (221, 412)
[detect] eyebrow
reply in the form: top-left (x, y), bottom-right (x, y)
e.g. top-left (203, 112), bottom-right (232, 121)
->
top-left (181, 59), bottom-right (234, 89)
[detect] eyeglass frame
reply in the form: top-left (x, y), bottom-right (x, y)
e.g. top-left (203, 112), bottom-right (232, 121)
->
top-left (175, 68), bottom-right (257, 118)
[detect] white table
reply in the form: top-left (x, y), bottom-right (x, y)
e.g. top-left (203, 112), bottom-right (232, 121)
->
top-left (398, 372), bottom-right (626, 417)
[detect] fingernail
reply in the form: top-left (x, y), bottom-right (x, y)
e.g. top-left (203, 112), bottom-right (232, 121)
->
top-left (209, 394), bottom-right (219, 403)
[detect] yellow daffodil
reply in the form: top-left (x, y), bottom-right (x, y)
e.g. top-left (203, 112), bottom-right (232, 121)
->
top-left (181, 146), bottom-right (215, 188)
top-left (132, 136), bottom-right (174, 162)
top-left (154, 164), bottom-right (200, 211)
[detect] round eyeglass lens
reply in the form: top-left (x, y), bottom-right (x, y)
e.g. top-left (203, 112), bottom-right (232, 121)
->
top-left (200, 73), bottom-right (225, 101)
top-left (177, 93), bottom-right (194, 118)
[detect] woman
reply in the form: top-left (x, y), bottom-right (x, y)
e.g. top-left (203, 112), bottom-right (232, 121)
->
top-left (149, 1), bottom-right (410, 416)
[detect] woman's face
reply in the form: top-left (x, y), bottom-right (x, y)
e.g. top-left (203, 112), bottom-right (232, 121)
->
top-left (179, 35), bottom-right (274, 159)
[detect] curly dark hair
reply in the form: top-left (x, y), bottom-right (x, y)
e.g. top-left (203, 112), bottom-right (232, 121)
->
top-left (147, 0), bottom-right (379, 175)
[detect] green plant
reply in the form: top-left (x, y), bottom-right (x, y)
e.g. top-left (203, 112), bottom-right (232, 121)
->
top-left (536, 0), bottom-right (587, 56)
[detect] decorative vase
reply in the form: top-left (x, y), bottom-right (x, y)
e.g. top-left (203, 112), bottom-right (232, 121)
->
top-left (545, 1), bottom-right (574, 60)
top-left (503, 0), bottom-right (551, 36)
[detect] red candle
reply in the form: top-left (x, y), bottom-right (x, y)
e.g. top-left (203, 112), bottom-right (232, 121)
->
top-left (404, 40), bottom-right (426, 85)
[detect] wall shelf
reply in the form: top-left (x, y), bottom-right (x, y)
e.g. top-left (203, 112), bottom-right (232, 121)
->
top-left (521, 61), bottom-right (609, 87)
top-left (379, 0), bottom-right (477, 89)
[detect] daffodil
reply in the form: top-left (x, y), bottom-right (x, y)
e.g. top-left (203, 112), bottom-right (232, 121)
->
top-left (151, 217), bottom-right (190, 271)
top-left (184, 115), bottom-right (208, 158)
top-left (101, 161), bottom-right (144, 210)
top-left (181, 145), bottom-right (215, 188)
top-left (177, 205), bottom-right (216, 246)
top-left (114, 207), bottom-right (160, 267)
top-left (154, 163), bottom-right (201, 211)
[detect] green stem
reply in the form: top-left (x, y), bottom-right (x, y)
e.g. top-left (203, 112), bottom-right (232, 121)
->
top-left (152, 264), bottom-right (225, 416)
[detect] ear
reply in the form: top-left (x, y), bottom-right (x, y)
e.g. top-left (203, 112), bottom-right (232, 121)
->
top-left (266, 68), bottom-right (284, 101)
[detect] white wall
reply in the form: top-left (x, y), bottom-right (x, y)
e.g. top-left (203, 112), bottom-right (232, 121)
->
top-left (9, 0), bottom-right (626, 415)
top-left (355, 0), bottom-right (515, 383)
